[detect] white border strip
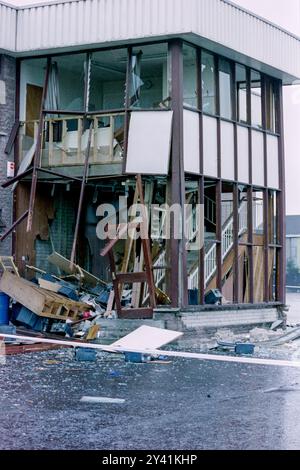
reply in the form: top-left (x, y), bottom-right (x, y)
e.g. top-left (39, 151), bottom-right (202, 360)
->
top-left (2, 333), bottom-right (300, 369)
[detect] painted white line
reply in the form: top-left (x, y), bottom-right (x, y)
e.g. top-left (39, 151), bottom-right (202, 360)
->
top-left (1, 333), bottom-right (300, 369)
top-left (80, 396), bottom-right (125, 404)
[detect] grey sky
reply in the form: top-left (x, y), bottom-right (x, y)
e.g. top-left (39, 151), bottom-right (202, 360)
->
top-left (3, 0), bottom-right (300, 214)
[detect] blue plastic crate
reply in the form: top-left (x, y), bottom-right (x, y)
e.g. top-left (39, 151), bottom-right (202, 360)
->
top-left (235, 343), bottom-right (255, 355)
top-left (124, 352), bottom-right (152, 363)
top-left (75, 347), bottom-right (97, 362)
top-left (0, 324), bottom-right (16, 343)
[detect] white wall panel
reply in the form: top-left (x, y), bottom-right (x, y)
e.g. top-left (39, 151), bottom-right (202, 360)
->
top-left (203, 115), bottom-right (218, 178)
top-left (126, 111), bottom-right (173, 175)
top-left (183, 110), bottom-right (200, 174)
top-left (0, 0), bottom-right (295, 81)
top-left (252, 130), bottom-right (265, 187)
top-left (0, 4), bottom-right (16, 52)
top-left (267, 134), bottom-right (280, 189)
top-left (237, 125), bottom-right (249, 184)
top-left (221, 121), bottom-right (235, 181)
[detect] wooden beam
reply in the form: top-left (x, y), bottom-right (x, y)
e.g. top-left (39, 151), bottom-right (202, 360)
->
top-left (70, 121), bottom-right (93, 266)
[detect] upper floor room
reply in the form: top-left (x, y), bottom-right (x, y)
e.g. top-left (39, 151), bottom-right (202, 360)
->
top-left (2, 0), bottom-right (300, 188)
top-left (1, 0), bottom-right (300, 83)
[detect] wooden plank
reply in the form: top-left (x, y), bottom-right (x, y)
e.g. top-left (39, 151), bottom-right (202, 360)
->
top-left (0, 271), bottom-right (90, 320)
top-left (38, 278), bottom-right (61, 293)
top-left (48, 251), bottom-right (106, 287)
top-left (0, 271), bottom-right (45, 315)
top-left (117, 308), bottom-right (154, 319)
top-left (116, 272), bottom-right (147, 283)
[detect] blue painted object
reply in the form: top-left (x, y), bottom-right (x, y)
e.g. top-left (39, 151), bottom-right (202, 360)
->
top-left (124, 352), bottom-right (152, 363)
top-left (75, 347), bottom-right (97, 362)
top-left (58, 286), bottom-right (79, 301)
top-left (15, 306), bottom-right (47, 332)
top-left (0, 292), bottom-right (10, 325)
top-left (188, 289), bottom-right (198, 306)
top-left (235, 343), bottom-right (255, 355)
top-left (0, 324), bottom-right (16, 343)
top-left (205, 289), bottom-right (222, 305)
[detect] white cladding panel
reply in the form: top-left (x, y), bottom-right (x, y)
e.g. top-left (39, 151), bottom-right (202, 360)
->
top-left (5, 0), bottom-right (299, 80)
top-left (221, 121), bottom-right (235, 180)
top-left (203, 115), bottom-right (218, 178)
top-left (252, 130), bottom-right (265, 187)
top-left (237, 125), bottom-right (249, 184)
top-left (267, 134), bottom-right (280, 189)
top-left (183, 110), bottom-right (200, 174)
top-left (0, 4), bottom-right (16, 51)
top-left (126, 111), bottom-right (173, 175)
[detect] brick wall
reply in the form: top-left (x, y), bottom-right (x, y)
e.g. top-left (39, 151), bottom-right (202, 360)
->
top-left (0, 55), bottom-right (16, 256)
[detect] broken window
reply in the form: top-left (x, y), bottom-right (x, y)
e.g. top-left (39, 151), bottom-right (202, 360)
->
top-left (49, 54), bottom-right (87, 111)
top-left (88, 48), bottom-right (127, 112)
top-left (235, 64), bottom-right (248, 124)
top-left (183, 44), bottom-right (198, 109)
top-left (266, 78), bottom-right (278, 133)
top-left (129, 43), bottom-right (170, 109)
top-left (219, 59), bottom-right (233, 120)
top-left (201, 51), bottom-right (216, 115)
top-left (251, 70), bottom-right (262, 129)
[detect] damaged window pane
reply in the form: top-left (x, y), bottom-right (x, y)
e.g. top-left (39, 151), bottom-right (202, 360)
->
top-left (183, 44), bottom-right (198, 109)
top-left (219, 59), bottom-right (233, 120)
top-left (251, 70), bottom-right (262, 129)
top-left (235, 64), bottom-right (248, 124)
top-left (129, 44), bottom-right (170, 109)
top-left (201, 51), bottom-right (216, 115)
top-left (48, 54), bottom-right (87, 111)
top-left (88, 49), bottom-right (127, 112)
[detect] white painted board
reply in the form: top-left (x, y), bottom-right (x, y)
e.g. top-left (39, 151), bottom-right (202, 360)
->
top-left (183, 109), bottom-right (200, 174)
top-left (252, 130), bottom-right (265, 187)
top-left (203, 115), bottom-right (218, 178)
top-left (267, 134), bottom-right (279, 189)
top-left (125, 111), bottom-right (173, 175)
top-left (221, 121), bottom-right (235, 180)
top-left (110, 325), bottom-right (183, 350)
top-left (237, 125), bottom-right (249, 184)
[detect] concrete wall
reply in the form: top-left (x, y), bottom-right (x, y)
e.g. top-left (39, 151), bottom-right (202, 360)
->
top-left (0, 54), bottom-right (16, 256)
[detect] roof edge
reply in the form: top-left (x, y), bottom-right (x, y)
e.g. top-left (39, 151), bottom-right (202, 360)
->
top-left (0, 0), bottom-right (300, 44)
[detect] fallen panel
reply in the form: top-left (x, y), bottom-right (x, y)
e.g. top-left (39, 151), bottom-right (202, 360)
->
top-left (80, 396), bottom-right (125, 404)
top-left (125, 111), bottom-right (173, 175)
top-left (48, 251), bottom-right (106, 287)
top-left (110, 325), bottom-right (183, 350)
top-left (12, 142), bottom-right (36, 191)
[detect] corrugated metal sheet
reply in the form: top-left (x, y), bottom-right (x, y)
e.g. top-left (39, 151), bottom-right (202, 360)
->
top-left (0, 4), bottom-right (16, 52)
top-left (1, 0), bottom-right (300, 79)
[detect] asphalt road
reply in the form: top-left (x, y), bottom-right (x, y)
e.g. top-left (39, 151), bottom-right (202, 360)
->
top-left (1, 347), bottom-right (300, 450)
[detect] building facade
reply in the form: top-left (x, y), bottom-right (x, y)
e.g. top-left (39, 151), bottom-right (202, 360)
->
top-left (286, 216), bottom-right (300, 288)
top-left (1, 0), bottom-right (300, 316)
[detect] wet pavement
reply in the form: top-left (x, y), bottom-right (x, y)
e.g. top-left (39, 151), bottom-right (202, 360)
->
top-left (1, 345), bottom-right (300, 450)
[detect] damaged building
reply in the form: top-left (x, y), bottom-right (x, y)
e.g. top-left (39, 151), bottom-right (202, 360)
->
top-left (1, 0), bottom-right (300, 326)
